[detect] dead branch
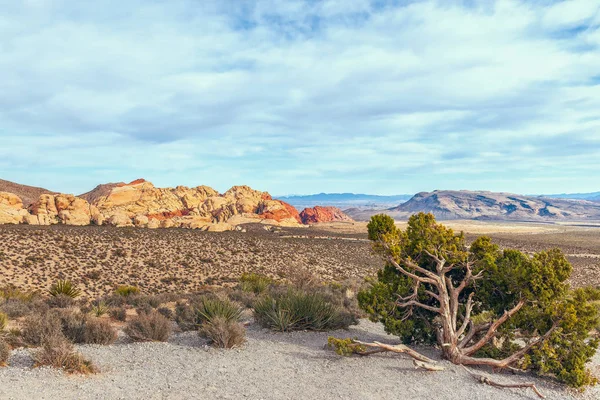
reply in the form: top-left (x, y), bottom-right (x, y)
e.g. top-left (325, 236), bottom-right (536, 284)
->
top-left (461, 365), bottom-right (545, 399)
top-left (353, 340), bottom-right (443, 371)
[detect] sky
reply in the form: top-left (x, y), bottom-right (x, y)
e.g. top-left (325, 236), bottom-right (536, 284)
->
top-left (1, 0), bottom-right (599, 196)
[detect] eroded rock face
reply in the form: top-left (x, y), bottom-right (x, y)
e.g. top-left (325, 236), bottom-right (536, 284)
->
top-left (0, 179), bottom-right (305, 229)
top-left (0, 192), bottom-right (29, 224)
top-left (88, 179), bottom-right (303, 229)
top-left (28, 194), bottom-right (97, 226)
top-left (299, 206), bottom-right (354, 224)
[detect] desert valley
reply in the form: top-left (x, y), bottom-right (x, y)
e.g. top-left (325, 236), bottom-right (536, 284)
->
top-left (1, 177), bottom-right (600, 399)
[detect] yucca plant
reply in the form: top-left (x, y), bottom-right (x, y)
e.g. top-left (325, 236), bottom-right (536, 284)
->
top-left (90, 301), bottom-right (109, 317)
top-left (196, 297), bottom-right (242, 325)
top-left (239, 273), bottom-right (273, 294)
top-left (253, 290), bottom-right (346, 332)
top-left (48, 280), bottom-right (81, 299)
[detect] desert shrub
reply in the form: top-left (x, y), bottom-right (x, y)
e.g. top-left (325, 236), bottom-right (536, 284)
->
top-left (0, 339), bottom-right (9, 366)
top-left (135, 304), bottom-right (153, 316)
top-left (199, 316), bottom-right (246, 348)
top-left (115, 285), bottom-right (140, 297)
top-left (83, 318), bottom-right (117, 345)
top-left (229, 289), bottom-right (257, 309)
top-left (125, 311), bottom-right (171, 342)
top-left (239, 273), bottom-right (272, 294)
top-left (46, 293), bottom-right (76, 308)
top-left (57, 311), bottom-right (87, 343)
top-left (253, 290), bottom-right (349, 332)
top-left (175, 302), bottom-right (197, 331)
top-left (34, 335), bottom-right (96, 374)
top-left (48, 280), bottom-right (81, 299)
top-left (0, 312), bottom-right (7, 331)
top-left (0, 286), bottom-right (38, 302)
top-left (359, 212), bottom-right (600, 388)
top-left (109, 307), bottom-right (127, 322)
top-left (157, 307), bottom-right (173, 320)
top-left (196, 297), bottom-right (242, 325)
top-left (0, 299), bottom-right (31, 318)
top-left (22, 312), bottom-right (63, 346)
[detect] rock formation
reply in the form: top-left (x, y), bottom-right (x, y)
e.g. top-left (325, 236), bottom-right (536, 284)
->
top-left (299, 206), bottom-right (354, 224)
top-left (26, 194), bottom-right (101, 226)
top-left (0, 192), bottom-right (30, 224)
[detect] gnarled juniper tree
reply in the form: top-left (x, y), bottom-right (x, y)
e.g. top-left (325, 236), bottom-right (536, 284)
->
top-left (357, 212), bottom-right (600, 388)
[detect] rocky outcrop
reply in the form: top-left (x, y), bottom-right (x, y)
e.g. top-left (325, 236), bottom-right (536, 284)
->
top-left (27, 194), bottom-right (100, 226)
top-left (81, 179), bottom-right (303, 230)
top-left (0, 179), bottom-right (55, 207)
top-left (300, 206), bottom-right (354, 224)
top-left (0, 192), bottom-right (29, 224)
top-left (0, 179), bottom-right (305, 230)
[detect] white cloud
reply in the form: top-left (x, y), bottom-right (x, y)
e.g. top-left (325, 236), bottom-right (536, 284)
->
top-left (0, 0), bottom-right (599, 195)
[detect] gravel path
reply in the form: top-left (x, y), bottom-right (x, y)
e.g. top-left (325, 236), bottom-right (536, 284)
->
top-left (0, 321), bottom-right (597, 400)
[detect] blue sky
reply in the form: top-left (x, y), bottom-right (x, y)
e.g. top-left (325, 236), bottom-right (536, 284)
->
top-left (1, 0), bottom-right (599, 196)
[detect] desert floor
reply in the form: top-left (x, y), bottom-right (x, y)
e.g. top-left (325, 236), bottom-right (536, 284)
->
top-left (1, 319), bottom-right (598, 400)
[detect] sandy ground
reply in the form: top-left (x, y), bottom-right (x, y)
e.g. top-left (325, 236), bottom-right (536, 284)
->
top-left (0, 320), bottom-right (597, 400)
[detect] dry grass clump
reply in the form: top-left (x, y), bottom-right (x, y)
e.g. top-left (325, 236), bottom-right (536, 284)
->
top-left (239, 273), bottom-right (273, 294)
top-left (0, 339), bottom-right (9, 366)
top-left (125, 311), bottom-right (171, 342)
top-left (0, 312), bottom-right (7, 331)
top-left (22, 312), bottom-right (63, 346)
top-left (194, 297), bottom-right (246, 348)
top-left (199, 316), bottom-right (245, 349)
top-left (34, 335), bottom-right (97, 375)
top-left (83, 318), bottom-right (117, 345)
top-left (109, 307), bottom-right (127, 322)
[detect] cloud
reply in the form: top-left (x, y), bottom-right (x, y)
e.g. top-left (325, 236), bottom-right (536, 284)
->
top-left (1, 0), bottom-right (599, 195)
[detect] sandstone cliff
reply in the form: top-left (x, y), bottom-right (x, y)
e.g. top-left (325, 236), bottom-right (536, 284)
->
top-left (299, 206), bottom-right (354, 224)
top-left (0, 179), bottom-right (55, 207)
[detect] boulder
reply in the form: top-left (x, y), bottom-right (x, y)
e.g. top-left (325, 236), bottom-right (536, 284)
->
top-left (0, 192), bottom-right (29, 224)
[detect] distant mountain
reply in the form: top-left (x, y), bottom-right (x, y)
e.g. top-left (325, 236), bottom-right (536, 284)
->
top-left (0, 178), bottom-right (55, 206)
top-left (346, 190), bottom-right (600, 222)
top-left (540, 192), bottom-right (600, 202)
top-left (276, 193), bottom-right (412, 210)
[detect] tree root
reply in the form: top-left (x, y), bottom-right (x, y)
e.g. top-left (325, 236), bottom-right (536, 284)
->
top-left (461, 365), bottom-right (545, 399)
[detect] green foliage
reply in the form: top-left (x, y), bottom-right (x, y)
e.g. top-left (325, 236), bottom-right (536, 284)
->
top-left (367, 214), bottom-right (397, 241)
top-left (253, 290), bottom-right (349, 332)
top-left (115, 285), bottom-right (140, 297)
top-left (359, 212), bottom-right (600, 388)
top-left (239, 273), bottom-right (273, 294)
top-left (196, 297), bottom-right (242, 325)
top-left (48, 280), bottom-right (81, 299)
top-left (327, 337), bottom-right (366, 356)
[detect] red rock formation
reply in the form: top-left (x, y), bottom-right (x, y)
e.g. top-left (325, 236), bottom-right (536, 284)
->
top-left (299, 206), bottom-right (354, 224)
top-left (259, 201), bottom-right (302, 223)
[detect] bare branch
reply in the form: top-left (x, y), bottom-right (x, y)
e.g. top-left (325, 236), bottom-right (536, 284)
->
top-left (396, 299), bottom-right (441, 314)
top-left (424, 249), bottom-right (446, 273)
top-left (462, 300), bottom-right (525, 356)
top-left (456, 293), bottom-right (475, 338)
top-left (461, 365), bottom-right (546, 399)
top-left (425, 290), bottom-right (440, 301)
top-left (459, 322), bottom-right (491, 349)
top-left (387, 257), bottom-right (438, 285)
top-left (354, 340), bottom-right (442, 370)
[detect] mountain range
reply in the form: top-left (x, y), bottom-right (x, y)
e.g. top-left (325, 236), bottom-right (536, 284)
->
top-left (345, 190), bottom-right (600, 222)
top-left (276, 193), bottom-right (412, 210)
